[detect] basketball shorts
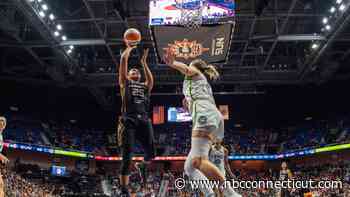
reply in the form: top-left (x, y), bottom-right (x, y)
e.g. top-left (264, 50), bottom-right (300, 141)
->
top-left (191, 100), bottom-right (224, 141)
top-left (117, 115), bottom-right (156, 162)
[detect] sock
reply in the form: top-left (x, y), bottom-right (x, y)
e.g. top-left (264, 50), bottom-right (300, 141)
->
top-left (190, 169), bottom-right (215, 197)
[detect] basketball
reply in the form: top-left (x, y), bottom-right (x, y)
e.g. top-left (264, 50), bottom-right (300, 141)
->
top-left (124, 28), bottom-right (141, 46)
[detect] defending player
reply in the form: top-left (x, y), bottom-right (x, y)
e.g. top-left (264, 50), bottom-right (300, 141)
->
top-left (209, 141), bottom-right (235, 197)
top-left (0, 116), bottom-right (9, 197)
top-left (118, 45), bottom-right (156, 197)
top-left (163, 50), bottom-right (241, 197)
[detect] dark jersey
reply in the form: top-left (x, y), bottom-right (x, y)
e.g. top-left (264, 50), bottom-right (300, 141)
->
top-left (279, 169), bottom-right (290, 181)
top-left (121, 80), bottom-right (150, 117)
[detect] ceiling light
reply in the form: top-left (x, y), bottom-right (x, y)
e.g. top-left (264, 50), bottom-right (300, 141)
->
top-left (41, 4), bottom-right (48, 11)
top-left (69, 45), bottom-right (74, 50)
top-left (38, 0), bottom-right (42, 2)
top-left (339, 4), bottom-right (346, 11)
top-left (49, 14), bottom-right (55, 20)
top-left (39, 11), bottom-right (45, 18)
top-left (56, 24), bottom-right (62, 30)
top-left (67, 50), bottom-right (72, 54)
top-left (62, 35), bottom-right (67, 41)
top-left (325, 25), bottom-right (331, 30)
top-left (54, 31), bottom-right (60, 36)
top-left (322, 17), bottom-right (328, 24)
top-left (330, 7), bottom-right (336, 13)
top-left (336, 0), bottom-right (342, 4)
top-left (311, 43), bottom-right (319, 49)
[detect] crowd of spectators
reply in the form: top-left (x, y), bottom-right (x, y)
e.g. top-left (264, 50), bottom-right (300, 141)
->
top-left (1, 161), bottom-right (107, 197)
top-left (151, 118), bottom-right (350, 156)
top-left (1, 165), bottom-right (58, 197)
top-left (48, 122), bottom-right (107, 155)
top-left (3, 115), bottom-right (108, 155)
top-left (98, 159), bottom-right (350, 197)
top-left (3, 113), bottom-right (350, 157)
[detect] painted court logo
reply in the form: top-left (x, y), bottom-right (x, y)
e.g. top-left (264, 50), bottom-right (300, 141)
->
top-left (164, 39), bottom-right (209, 59)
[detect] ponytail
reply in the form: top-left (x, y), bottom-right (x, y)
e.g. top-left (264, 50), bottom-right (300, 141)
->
top-left (190, 59), bottom-right (220, 80)
top-left (203, 64), bottom-right (220, 80)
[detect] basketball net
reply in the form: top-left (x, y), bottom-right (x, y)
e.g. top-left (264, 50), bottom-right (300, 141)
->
top-left (178, 0), bottom-right (204, 29)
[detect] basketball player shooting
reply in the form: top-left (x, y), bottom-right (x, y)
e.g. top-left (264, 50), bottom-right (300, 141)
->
top-left (0, 116), bottom-right (9, 197)
top-left (163, 49), bottom-right (241, 197)
top-left (117, 29), bottom-right (156, 197)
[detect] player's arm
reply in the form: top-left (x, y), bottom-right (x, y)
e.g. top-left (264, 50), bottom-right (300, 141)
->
top-left (163, 49), bottom-right (198, 77)
top-left (141, 48), bottom-right (154, 92)
top-left (0, 153), bottom-right (9, 164)
top-left (224, 147), bottom-right (235, 179)
top-left (119, 45), bottom-right (136, 88)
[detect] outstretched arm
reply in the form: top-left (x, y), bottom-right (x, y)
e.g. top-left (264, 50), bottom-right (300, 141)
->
top-left (224, 148), bottom-right (235, 179)
top-left (119, 45), bottom-right (135, 88)
top-left (141, 48), bottom-right (154, 92)
top-left (163, 49), bottom-right (198, 77)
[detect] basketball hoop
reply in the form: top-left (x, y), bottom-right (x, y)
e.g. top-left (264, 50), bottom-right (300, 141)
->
top-left (178, 0), bottom-right (204, 29)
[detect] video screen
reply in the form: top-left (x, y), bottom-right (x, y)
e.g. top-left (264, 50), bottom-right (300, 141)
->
top-left (51, 165), bottom-right (67, 177)
top-left (149, 0), bottom-right (235, 26)
top-left (167, 107), bottom-right (192, 122)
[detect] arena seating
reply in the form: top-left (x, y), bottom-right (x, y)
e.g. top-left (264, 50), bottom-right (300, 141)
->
top-left (2, 114), bottom-right (350, 156)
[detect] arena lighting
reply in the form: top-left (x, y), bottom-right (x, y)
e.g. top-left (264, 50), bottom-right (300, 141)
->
top-left (54, 31), bottom-right (60, 36)
top-left (322, 17), bottom-right (328, 24)
top-left (69, 45), bottom-right (74, 50)
top-left (325, 25), bottom-right (331, 30)
top-left (330, 6), bottom-right (336, 13)
top-left (339, 4), bottom-right (346, 11)
top-left (305, 117), bottom-right (313, 121)
top-left (311, 43), bottom-right (319, 49)
top-left (56, 24), bottom-right (62, 30)
top-left (49, 13), bottom-right (55, 20)
top-left (336, 0), bottom-right (343, 4)
top-left (41, 4), bottom-right (48, 11)
top-left (38, 11), bottom-right (45, 18)
top-left (61, 35), bottom-right (67, 41)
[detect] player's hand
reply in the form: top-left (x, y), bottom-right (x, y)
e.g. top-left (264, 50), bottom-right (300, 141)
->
top-left (141, 48), bottom-right (149, 66)
top-left (125, 44), bottom-right (136, 52)
top-left (182, 98), bottom-right (189, 112)
top-left (122, 44), bottom-right (136, 57)
top-left (163, 48), bottom-right (175, 65)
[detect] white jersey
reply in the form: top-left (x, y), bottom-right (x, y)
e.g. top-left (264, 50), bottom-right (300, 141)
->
top-left (183, 74), bottom-right (216, 114)
top-left (209, 146), bottom-right (225, 176)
